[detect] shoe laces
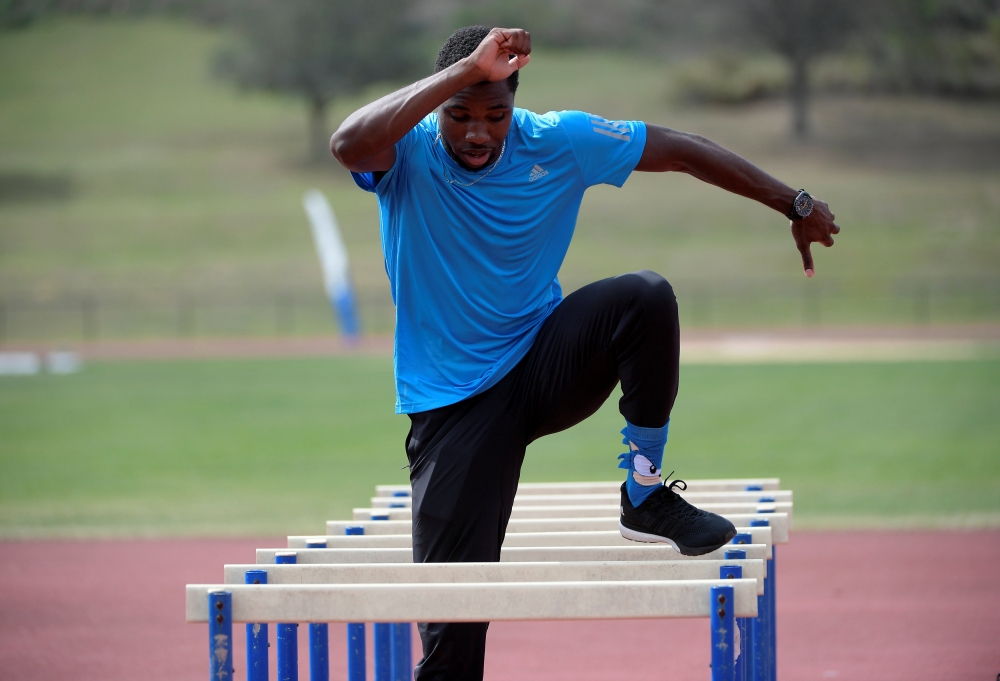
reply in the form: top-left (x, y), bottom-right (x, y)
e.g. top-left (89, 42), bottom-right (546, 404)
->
top-left (663, 471), bottom-right (687, 493)
top-left (649, 472), bottom-right (702, 521)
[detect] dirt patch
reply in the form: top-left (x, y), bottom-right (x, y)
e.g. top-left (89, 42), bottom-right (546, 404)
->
top-left (0, 335), bottom-right (394, 362)
top-left (3, 325), bottom-right (998, 364)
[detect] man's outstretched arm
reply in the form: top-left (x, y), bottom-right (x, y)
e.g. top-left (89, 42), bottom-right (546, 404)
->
top-left (330, 28), bottom-right (531, 173)
top-left (635, 124), bottom-right (840, 277)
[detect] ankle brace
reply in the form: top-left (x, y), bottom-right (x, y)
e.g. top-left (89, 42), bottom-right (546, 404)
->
top-left (618, 420), bottom-right (669, 507)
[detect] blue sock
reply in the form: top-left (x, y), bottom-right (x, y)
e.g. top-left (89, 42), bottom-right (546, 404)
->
top-left (618, 419), bottom-right (669, 507)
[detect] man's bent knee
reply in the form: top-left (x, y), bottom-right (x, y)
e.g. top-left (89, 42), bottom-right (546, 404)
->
top-left (618, 270), bottom-right (676, 311)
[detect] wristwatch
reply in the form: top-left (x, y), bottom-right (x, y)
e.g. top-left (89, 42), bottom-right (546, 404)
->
top-left (787, 189), bottom-right (814, 221)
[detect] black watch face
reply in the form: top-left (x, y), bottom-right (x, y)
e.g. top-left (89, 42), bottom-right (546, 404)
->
top-left (794, 192), bottom-right (814, 218)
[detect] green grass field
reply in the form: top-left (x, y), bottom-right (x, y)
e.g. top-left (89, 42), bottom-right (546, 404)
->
top-left (1, 18), bottom-right (998, 537)
top-left (2, 357), bottom-right (997, 538)
top-left (1, 18), bottom-right (999, 337)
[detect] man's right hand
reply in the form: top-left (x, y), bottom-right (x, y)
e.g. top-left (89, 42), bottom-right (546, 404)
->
top-left (331, 27), bottom-right (530, 173)
top-left (467, 28), bottom-right (531, 83)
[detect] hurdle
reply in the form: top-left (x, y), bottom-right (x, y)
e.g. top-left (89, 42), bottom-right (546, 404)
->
top-left (187, 478), bottom-right (789, 681)
top-left (220, 560), bottom-right (766, 591)
top-left (327, 513), bottom-right (790, 543)
top-left (369, 490), bottom-right (793, 508)
top-left (353, 481), bottom-right (788, 681)
top-left (189, 578), bottom-right (757, 680)
top-left (354, 504), bottom-right (793, 528)
top-left (256, 542), bottom-right (770, 565)
top-left (375, 478), bottom-right (782, 495)
top-left (360, 479), bottom-right (786, 681)
top-left (286, 527), bottom-right (773, 554)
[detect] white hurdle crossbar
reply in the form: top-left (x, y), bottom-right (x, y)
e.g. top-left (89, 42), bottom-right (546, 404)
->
top-left (375, 478), bottom-right (781, 496)
top-left (219, 560), bottom-right (765, 593)
top-left (354, 504), bottom-right (794, 529)
top-left (328, 513), bottom-right (790, 543)
top-left (369, 491), bottom-right (792, 508)
top-left (187, 579), bottom-right (758, 622)
top-left (287, 527), bottom-right (773, 556)
top-left (255, 543), bottom-right (770, 565)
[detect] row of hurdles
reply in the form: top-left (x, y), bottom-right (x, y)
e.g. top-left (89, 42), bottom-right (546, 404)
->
top-left (187, 478), bottom-right (791, 681)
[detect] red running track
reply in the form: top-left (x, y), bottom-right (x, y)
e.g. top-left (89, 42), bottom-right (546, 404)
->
top-left (1, 531), bottom-right (997, 681)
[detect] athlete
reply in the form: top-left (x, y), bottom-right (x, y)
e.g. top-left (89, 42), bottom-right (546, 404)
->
top-left (331, 25), bottom-right (839, 681)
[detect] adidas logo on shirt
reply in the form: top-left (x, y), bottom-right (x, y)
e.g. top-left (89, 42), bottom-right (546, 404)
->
top-left (528, 164), bottom-right (549, 182)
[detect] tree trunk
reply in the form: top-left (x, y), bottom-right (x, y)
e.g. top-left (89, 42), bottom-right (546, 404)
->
top-left (790, 49), bottom-right (810, 139)
top-left (307, 96), bottom-right (329, 164)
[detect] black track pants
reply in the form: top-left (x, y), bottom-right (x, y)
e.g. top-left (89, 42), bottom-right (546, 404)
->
top-left (404, 271), bottom-right (680, 681)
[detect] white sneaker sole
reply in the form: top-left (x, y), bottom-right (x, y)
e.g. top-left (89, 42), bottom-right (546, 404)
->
top-left (618, 520), bottom-right (682, 553)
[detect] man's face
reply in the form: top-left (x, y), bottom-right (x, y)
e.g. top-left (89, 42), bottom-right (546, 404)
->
top-left (438, 80), bottom-right (514, 171)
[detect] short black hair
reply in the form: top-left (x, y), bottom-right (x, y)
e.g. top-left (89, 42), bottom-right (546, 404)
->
top-left (435, 25), bottom-right (519, 96)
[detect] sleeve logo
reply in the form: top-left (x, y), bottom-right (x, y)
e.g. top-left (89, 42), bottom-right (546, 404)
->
top-left (590, 117), bottom-right (631, 141)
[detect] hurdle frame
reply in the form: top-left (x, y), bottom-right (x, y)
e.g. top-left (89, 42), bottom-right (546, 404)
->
top-left (188, 477), bottom-right (788, 681)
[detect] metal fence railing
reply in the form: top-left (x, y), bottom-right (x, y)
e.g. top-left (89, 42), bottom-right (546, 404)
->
top-left (1, 282), bottom-right (997, 343)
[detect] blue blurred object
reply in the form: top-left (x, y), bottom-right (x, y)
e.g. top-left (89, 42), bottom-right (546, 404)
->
top-left (303, 189), bottom-right (361, 341)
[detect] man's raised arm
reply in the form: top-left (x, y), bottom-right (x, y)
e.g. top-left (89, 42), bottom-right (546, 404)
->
top-left (635, 124), bottom-right (840, 277)
top-left (330, 28), bottom-right (531, 173)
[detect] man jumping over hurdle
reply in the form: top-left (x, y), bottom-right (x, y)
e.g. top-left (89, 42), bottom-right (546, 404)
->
top-left (331, 25), bottom-right (838, 680)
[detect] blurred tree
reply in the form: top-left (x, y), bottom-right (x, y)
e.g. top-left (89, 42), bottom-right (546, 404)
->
top-left (451, 0), bottom-right (571, 45)
top-left (743, 0), bottom-right (862, 138)
top-left (450, 0), bottom-right (648, 49)
top-left (0, 0), bottom-right (49, 29)
top-left (868, 0), bottom-right (1000, 97)
top-left (215, 0), bottom-right (426, 162)
top-left (51, 0), bottom-right (220, 13)
top-left (1, 0), bottom-right (227, 29)
top-left (640, 0), bottom-right (745, 54)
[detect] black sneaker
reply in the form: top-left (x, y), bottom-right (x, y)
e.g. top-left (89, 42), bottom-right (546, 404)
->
top-left (619, 481), bottom-right (737, 556)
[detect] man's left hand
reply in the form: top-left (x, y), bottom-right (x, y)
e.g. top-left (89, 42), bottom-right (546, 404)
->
top-left (792, 199), bottom-right (840, 278)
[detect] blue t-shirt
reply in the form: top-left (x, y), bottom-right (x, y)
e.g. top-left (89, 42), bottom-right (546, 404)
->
top-left (353, 109), bottom-right (646, 413)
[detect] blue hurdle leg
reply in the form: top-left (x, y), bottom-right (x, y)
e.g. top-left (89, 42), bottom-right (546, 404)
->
top-left (386, 497), bottom-right (409, 680)
top-left (769, 545), bottom-right (778, 681)
top-left (347, 623), bottom-right (366, 681)
top-left (724, 548), bottom-right (748, 680)
top-left (749, 518), bottom-right (771, 681)
top-left (710, 585), bottom-right (735, 681)
top-left (374, 623), bottom-right (392, 681)
top-left (727, 521), bottom-right (753, 672)
top-left (275, 552), bottom-right (299, 681)
top-left (755, 509), bottom-right (777, 681)
top-left (208, 590), bottom-right (234, 681)
top-left (343, 526), bottom-right (367, 681)
top-left (749, 587), bottom-right (765, 681)
top-left (390, 622), bottom-right (412, 681)
top-left (720, 564), bottom-right (747, 681)
top-left (309, 624), bottom-right (329, 681)
top-left (245, 570), bottom-right (270, 681)
top-left (278, 622), bottom-right (299, 681)
top-left (305, 541), bottom-right (330, 681)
